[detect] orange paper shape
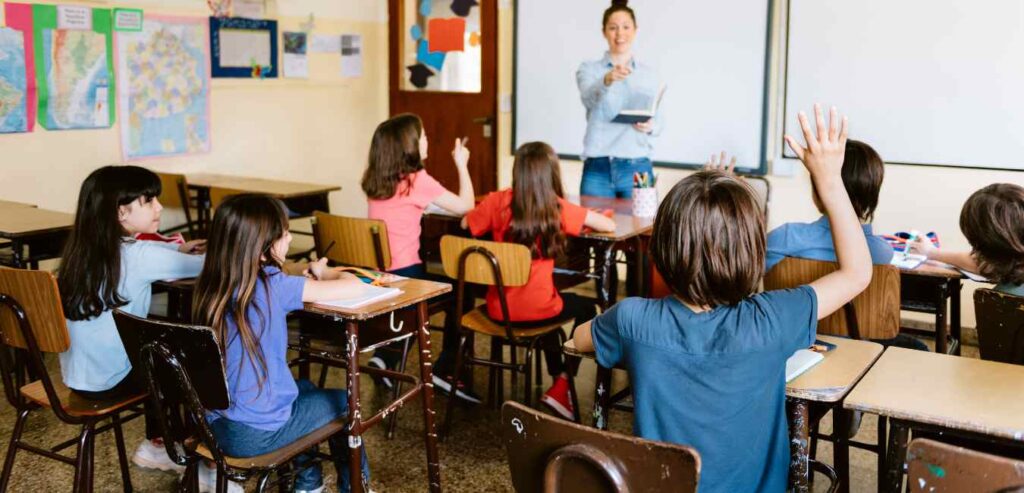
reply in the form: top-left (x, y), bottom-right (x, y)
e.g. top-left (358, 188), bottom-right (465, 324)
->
top-left (469, 31), bottom-right (481, 47)
top-left (428, 17), bottom-right (466, 53)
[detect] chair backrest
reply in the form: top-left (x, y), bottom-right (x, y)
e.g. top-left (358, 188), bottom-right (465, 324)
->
top-left (974, 288), bottom-right (1024, 365)
top-left (741, 174), bottom-right (771, 221)
top-left (0, 267), bottom-right (70, 353)
top-left (501, 401), bottom-right (700, 493)
top-left (440, 235), bottom-right (532, 287)
top-left (764, 258), bottom-right (900, 339)
top-left (906, 438), bottom-right (1024, 492)
top-left (312, 212), bottom-right (392, 270)
top-left (112, 310), bottom-right (229, 410)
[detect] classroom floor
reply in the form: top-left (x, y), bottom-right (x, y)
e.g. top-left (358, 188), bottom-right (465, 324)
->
top-left (0, 295), bottom-right (974, 492)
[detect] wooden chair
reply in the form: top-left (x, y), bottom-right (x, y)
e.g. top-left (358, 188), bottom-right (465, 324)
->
top-left (974, 288), bottom-right (1024, 365)
top-left (906, 438), bottom-right (1024, 492)
top-left (311, 212), bottom-right (391, 271)
top-left (764, 257), bottom-right (901, 340)
top-left (156, 172), bottom-right (200, 238)
top-left (113, 310), bottom-right (356, 493)
top-left (0, 267), bottom-right (143, 493)
top-left (501, 401), bottom-right (701, 492)
top-left (439, 235), bottom-right (575, 439)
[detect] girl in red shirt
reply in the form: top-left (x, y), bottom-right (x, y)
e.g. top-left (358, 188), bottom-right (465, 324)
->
top-left (463, 142), bottom-right (616, 419)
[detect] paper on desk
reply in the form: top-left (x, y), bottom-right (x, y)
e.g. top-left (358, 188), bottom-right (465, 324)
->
top-left (319, 285), bottom-right (402, 309)
top-left (890, 252), bottom-right (926, 270)
top-left (786, 349), bottom-right (824, 383)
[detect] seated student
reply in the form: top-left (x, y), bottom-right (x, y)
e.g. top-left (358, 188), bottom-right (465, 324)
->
top-left (910, 183), bottom-right (1024, 296)
top-left (764, 139), bottom-right (926, 351)
top-left (462, 141), bottom-right (616, 420)
top-left (573, 106), bottom-right (872, 493)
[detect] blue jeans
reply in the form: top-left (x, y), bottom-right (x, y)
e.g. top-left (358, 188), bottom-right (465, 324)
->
top-left (581, 157), bottom-right (654, 198)
top-left (209, 380), bottom-right (370, 492)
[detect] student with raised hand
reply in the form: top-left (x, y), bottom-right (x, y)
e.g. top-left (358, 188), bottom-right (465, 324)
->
top-left (909, 183), bottom-right (1024, 296)
top-left (192, 194), bottom-right (369, 493)
top-left (360, 113), bottom-right (479, 401)
top-left (572, 105), bottom-right (872, 493)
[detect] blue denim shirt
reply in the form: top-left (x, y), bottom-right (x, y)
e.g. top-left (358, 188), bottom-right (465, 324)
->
top-left (766, 216), bottom-right (895, 272)
top-left (576, 52), bottom-right (664, 160)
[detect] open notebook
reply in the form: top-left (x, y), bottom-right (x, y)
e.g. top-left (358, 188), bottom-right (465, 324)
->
top-left (785, 349), bottom-right (824, 383)
top-left (611, 83), bottom-right (668, 124)
top-left (318, 284), bottom-right (402, 310)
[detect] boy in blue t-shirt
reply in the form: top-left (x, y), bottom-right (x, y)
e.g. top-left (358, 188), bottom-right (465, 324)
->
top-left (574, 106), bottom-right (874, 493)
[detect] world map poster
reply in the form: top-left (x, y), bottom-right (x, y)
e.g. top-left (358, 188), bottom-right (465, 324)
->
top-left (0, 27), bottom-right (29, 133)
top-left (117, 16), bottom-right (210, 160)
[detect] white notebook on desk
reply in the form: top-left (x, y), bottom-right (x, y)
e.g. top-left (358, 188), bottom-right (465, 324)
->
top-left (319, 285), bottom-right (402, 309)
top-left (890, 252), bottom-right (926, 270)
top-left (786, 349), bottom-right (824, 383)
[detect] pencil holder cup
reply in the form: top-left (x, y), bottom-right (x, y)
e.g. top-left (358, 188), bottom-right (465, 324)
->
top-left (632, 187), bottom-right (658, 218)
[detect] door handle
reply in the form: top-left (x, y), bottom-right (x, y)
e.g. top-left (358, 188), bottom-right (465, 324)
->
top-left (473, 116), bottom-right (494, 139)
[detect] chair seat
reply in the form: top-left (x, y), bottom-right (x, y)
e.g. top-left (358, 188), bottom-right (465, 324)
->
top-left (190, 418), bottom-right (348, 469)
top-left (20, 378), bottom-right (146, 417)
top-left (461, 308), bottom-right (570, 339)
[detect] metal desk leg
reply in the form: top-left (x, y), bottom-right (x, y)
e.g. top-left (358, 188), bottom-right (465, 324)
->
top-left (9, 239), bottom-right (24, 269)
top-left (876, 416), bottom-right (887, 493)
top-left (787, 398), bottom-right (811, 493)
top-left (345, 320), bottom-right (366, 493)
top-left (934, 284), bottom-right (948, 354)
top-left (416, 301), bottom-right (442, 493)
top-left (883, 419), bottom-right (910, 493)
top-left (950, 278), bottom-right (962, 355)
top-left (834, 406), bottom-right (851, 493)
top-left (596, 244), bottom-right (616, 310)
top-left (592, 364), bottom-right (612, 430)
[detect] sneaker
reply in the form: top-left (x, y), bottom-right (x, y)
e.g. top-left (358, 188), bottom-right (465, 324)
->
top-left (367, 356), bottom-right (393, 389)
top-left (296, 487), bottom-right (324, 493)
top-left (540, 376), bottom-right (575, 420)
top-left (132, 439), bottom-right (184, 473)
top-left (432, 373), bottom-right (482, 404)
top-left (197, 462), bottom-right (244, 493)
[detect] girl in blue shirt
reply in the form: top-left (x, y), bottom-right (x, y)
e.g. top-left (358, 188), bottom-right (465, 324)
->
top-left (192, 194), bottom-right (369, 493)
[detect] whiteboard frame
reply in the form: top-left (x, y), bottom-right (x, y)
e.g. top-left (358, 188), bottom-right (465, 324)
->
top-left (512, 0), bottom-right (776, 175)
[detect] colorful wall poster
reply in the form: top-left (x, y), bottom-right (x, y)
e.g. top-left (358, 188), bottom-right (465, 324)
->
top-left (0, 27), bottom-right (29, 133)
top-left (3, 3), bottom-right (38, 133)
top-left (210, 16), bottom-right (277, 78)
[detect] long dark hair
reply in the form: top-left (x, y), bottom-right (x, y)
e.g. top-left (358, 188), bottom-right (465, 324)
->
top-left (192, 195), bottom-right (290, 395)
top-left (361, 113), bottom-right (425, 199)
top-left (508, 142), bottom-right (567, 259)
top-left (58, 166), bottom-right (161, 321)
top-left (960, 183), bottom-right (1024, 286)
top-left (603, 0), bottom-right (636, 28)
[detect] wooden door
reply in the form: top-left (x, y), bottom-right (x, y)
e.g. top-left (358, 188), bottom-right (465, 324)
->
top-left (388, 0), bottom-right (497, 195)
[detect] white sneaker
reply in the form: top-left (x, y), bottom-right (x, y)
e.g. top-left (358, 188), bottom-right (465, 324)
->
top-left (132, 440), bottom-right (185, 473)
top-left (197, 462), bottom-right (244, 493)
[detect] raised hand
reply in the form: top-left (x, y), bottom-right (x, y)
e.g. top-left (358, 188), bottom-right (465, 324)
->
top-left (451, 137), bottom-right (470, 169)
top-left (784, 104), bottom-right (848, 181)
top-left (704, 151), bottom-right (737, 174)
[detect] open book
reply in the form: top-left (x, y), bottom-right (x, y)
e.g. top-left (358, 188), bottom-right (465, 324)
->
top-left (785, 348), bottom-right (824, 382)
top-left (612, 83), bottom-right (667, 124)
top-left (318, 284), bottom-right (402, 310)
top-left (890, 252), bottom-right (927, 270)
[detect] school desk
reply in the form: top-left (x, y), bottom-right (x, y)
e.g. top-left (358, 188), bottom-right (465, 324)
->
top-left (844, 347), bottom-right (1024, 493)
top-left (153, 276), bottom-right (450, 493)
top-left (563, 335), bottom-right (883, 493)
top-left (0, 207), bottom-right (73, 269)
top-left (0, 200), bottom-right (36, 210)
top-left (898, 261), bottom-right (963, 355)
top-left (183, 173), bottom-right (340, 231)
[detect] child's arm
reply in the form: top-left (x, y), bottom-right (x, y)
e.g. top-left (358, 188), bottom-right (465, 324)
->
top-left (584, 210), bottom-right (616, 233)
top-left (431, 138), bottom-right (476, 215)
top-left (573, 320), bottom-right (595, 352)
top-left (908, 238), bottom-right (980, 273)
top-left (784, 105), bottom-right (872, 320)
top-left (300, 258), bottom-right (366, 302)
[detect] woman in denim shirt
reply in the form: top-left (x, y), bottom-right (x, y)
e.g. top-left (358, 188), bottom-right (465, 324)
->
top-left (576, 0), bottom-right (664, 198)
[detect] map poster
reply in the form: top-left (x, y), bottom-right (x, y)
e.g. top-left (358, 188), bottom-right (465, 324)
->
top-left (32, 4), bottom-right (115, 130)
top-left (117, 15), bottom-right (211, 160)
top-left (2, 3), bottom-right (37, 133)
top-left (0, 28), bottom-right (29, 133)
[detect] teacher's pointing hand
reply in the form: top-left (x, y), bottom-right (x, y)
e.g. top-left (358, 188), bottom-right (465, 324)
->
top-left (604, 64), bottom-right (632, 86)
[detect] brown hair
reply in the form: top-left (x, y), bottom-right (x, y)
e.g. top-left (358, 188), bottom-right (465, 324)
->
top-left (361, 113), bottom-right (424, 199)
top-left (192, 194), bottom-right (291, 396)
top-left (959, 183), bottom-right (1024, 286)
top-left (650, 170), bottom-right (766, 308)
top-left (603, 0), bottom-right (636, 29)
top-left (508, 142), bottom-right (567, 259)
top-left (811, 139), bottom-right (885, 222)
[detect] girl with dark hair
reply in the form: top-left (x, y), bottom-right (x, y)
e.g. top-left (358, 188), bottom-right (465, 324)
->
top-left (462, 142), bottom-right (615, 419)
top-left (576, 0), bottom-right (664, 198)
top-left (58, 165), bottom-right (206, 473)
top-left (361, 113), bottom-right (480, 402)
top-left (193, 194), bottom-right (369, 493)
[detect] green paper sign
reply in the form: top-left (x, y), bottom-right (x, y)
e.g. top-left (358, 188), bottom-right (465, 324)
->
top-left (113, 9), bottom-right (143, 32)
top-left (32, 4), bottom-right (116, 130)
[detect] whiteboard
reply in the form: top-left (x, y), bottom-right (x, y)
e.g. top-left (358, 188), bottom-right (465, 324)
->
top-left (784, 0), bottom-right (1024, 171)
top-left (514, 0), bottom-right (773, 172)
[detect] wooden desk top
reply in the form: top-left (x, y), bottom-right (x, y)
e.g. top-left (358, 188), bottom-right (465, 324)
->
top-left (900, 260), bottom-right (963, 279)
top-left (566, 335), bottom-right (881, 403)
top-left (0, 208), bottom-right (74, 239)
top-left (304, 277), bottom-right (451, 321)
top-left (844, 347), bottom-right (1024, 441)
top-left (786, 335), bottom-right (884, 403)
top-left (0, 200), bottom-right (36, 210)
top-left (186, 173), bottom-right (340, 199)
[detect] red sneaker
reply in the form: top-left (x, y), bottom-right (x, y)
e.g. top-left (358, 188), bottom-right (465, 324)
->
top-left (541, 375), bottom-right (575, 420)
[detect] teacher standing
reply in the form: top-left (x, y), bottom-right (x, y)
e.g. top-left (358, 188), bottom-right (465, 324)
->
top-left (576, 0), bottom-right (664, 198)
